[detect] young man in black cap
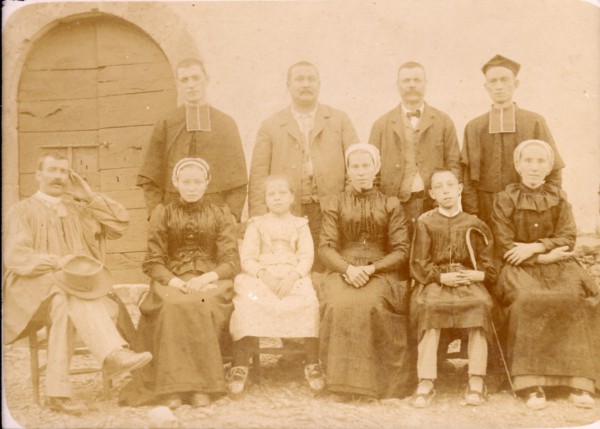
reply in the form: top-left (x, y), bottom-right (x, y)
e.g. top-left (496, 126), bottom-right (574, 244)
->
top-left (461, 54), bottom-right (565, 224)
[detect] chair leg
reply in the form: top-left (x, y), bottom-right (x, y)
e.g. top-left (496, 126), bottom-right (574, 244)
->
top-left (102, 368), bottom-right (112, 400)
top-left (252, 352), bottom-right (261, 384)
top-left (29, 333), bottom-right (40, 405)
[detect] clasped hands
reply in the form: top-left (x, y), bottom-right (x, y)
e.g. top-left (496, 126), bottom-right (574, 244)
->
top-left (259, 269), bottom-right (300, 299)
top-left (440, 270), bottom-right (484, 287)
top-left (504, 242), bottom-right (573, 265)
top-left (168, 272), bottom-right (218, 294)
top-left (343, 264), bottom-right (376, 288)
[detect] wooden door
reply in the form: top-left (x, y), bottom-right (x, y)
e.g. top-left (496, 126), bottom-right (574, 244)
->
top-left (18, 16), bottom-right (176, 283)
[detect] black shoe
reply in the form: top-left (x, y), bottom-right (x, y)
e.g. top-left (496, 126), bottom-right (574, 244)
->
top-left (45, 396), bottom-right (88, 415)
top-left (523, 386), bottom-right (546, 410)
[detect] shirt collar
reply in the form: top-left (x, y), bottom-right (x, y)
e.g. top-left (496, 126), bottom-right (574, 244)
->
top-left (291, 104), bottom-right (318, 121)
top-left (438, 205), bottom-right (461, 218)
top-left (400, 103), bottom-right (425, 116)
top-left (35, 190), bottom-right (62, 206)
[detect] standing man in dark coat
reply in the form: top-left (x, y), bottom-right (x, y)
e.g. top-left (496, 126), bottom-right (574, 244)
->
top-left (137, 58), bottom-right (248, 221)
top-left (461, 54), bottom-right (565, 224)
top-left (368, 61), bottom-right (461, 229)
top-left (248, 61), bottom-right (360, 270)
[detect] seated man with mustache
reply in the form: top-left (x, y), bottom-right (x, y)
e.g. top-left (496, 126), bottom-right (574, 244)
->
top-left (4, 152), bottom-right (152, 415)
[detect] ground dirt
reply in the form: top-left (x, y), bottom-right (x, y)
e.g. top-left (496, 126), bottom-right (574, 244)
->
top-left (3, 239), bottom-right (600, 429)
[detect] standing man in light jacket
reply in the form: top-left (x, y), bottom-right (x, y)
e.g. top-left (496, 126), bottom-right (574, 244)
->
top-left (248, 61), bottom-right (360, 270)
top-left (368, 61), bottom-right (461, 231)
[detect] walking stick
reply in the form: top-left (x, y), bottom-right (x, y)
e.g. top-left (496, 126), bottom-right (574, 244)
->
top-left (466, 227), bottom-right (517, 398)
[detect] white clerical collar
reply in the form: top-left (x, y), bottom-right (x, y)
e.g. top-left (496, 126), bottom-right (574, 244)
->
top-left (438, 206), bottom-right (461, 218)
top-left (401, 103), bottom-right (425, 115)
top-left (291, 104), bottom-right (318, 121)
top-left (35, 190), bottom-right (62, 206)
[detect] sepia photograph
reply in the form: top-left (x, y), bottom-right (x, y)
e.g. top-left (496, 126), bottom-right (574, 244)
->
top-left (2, 0), bottom-right (599, 428)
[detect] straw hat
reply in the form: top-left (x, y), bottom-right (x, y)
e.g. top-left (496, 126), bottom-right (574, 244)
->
top-left (53, 255), bottom-right (113, 299)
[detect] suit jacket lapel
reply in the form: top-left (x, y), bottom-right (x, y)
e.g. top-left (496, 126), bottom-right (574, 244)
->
top-left (281, 108), bottom-right (304, 145)
top-left (418, 103), bottom-right (434, 133)
top-left (391, 105), bottom-right (405, 143)
top-left (310, 104), bottom-right (329, 145)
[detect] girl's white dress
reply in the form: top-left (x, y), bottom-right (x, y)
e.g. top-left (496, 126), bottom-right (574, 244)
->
top-left (229, 212), bottom-right (319, 340)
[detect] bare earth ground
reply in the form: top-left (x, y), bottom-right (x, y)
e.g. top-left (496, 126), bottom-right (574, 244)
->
top-left (3, 238), bottom-right (600, 429)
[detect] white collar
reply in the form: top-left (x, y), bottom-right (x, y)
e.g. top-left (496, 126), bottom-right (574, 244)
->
top-left (35, 190), bottom-right (62, 205)
top-left (401, 103), bottom-right (425, 115)
top-left (438, 206), bottom-right (461, 218)
top-left (291, 104), bottom-right (318, 120)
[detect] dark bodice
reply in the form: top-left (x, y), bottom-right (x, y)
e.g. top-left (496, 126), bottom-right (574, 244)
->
top-left (410, 211), bottom-right (496, 286)
top-left (143, 199), bottom-right (239, 284)
top-left (492, 183), bottom-right (576, 257)
top-left (319, 188), bottom-right (410, 273)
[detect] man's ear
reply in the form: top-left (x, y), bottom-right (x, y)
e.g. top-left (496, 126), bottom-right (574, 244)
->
top-left (514, 79), bottom-right (520, 89)
top-left (458, 183), bottom-right (464, 194)
top-left (428, 189), bottom-right (436, 200)
top-left (35, 170), bottom-right (42, 183)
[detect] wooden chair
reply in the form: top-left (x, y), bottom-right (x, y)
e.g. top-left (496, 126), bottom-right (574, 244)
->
top-left (28, 324), bottom-right (112, 404)
top-left (28, 227), bottom-right (113, 404)
top-left (251, 339), bottom-right (307, 383)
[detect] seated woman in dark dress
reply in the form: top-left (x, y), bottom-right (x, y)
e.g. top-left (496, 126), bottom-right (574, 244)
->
top-left (491, 139), bottom-right (599, 410)
top-left (120, 157), bottom-right (239, 409)
top-left (318, 143), bottom-right (413, 401)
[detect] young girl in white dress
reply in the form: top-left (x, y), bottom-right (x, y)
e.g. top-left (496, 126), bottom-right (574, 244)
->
top-left (227, 175), bottom-right (323, 394)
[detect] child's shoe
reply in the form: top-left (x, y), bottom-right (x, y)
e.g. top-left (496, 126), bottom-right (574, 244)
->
top-left (569, 389), bottom-right (595, 409)
top-left (464, 375), bottom-right (487, 406)
top-left (411, 379), bottom-right (436, 408)
top-left (304, 363), bottom-right (325, 391)
top-left (226, 366), bottom-right (249, 395)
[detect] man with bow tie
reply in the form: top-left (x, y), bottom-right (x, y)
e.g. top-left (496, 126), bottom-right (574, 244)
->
top-left (3, 152), bottom-right (152, 414)
top-left (248, 61), bottom-right (360, 270)
top-left (461, 54), bottom-right (565, 224)
top-left (368, 61), bottom-right (461, 231)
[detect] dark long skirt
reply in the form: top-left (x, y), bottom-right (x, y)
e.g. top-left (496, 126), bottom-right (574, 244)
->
top-left (498, 259), bottom-right (600, 390)
top-left (318, 272), bottom-right (414, 399)
top-left (119, 278), bottom-right (233, 406)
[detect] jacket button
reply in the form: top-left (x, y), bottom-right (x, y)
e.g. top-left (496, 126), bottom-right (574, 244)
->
top-left (292, 165), bottom-right (296, 169)
top-left (396, 164), bottom-right (400, 168)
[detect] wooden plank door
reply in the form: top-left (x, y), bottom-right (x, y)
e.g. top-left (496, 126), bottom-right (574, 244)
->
top-left (18, 16), bottom-right (176, 283)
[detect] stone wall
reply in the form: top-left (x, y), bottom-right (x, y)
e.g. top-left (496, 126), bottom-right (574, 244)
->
top-left (3, 1), bottom-right (599, 233)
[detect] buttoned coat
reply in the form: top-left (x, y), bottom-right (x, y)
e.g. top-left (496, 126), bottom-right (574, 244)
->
top-left (248, 104), bottom-right (359, 217)
top-left (368, 104), bottom-right (461, 200)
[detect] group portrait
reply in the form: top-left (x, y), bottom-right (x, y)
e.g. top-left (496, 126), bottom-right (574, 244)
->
top-left (2, 1), bottom-right (599, 428)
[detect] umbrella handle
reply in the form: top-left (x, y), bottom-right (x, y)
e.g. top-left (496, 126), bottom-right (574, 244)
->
top-left (465, 227), bottom-right (488, 271)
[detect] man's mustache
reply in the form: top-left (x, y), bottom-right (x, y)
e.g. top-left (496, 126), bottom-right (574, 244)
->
top-left (49, 179), bottom-right (65, 186)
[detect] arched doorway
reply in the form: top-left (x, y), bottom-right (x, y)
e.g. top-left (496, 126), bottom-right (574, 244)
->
top-left (18, 15), bottom-right (177, 283)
